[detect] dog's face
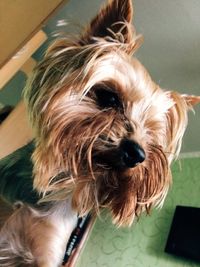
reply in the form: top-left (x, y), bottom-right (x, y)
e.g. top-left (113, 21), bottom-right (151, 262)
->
top-left (24, 0), bottom-right (200, 226)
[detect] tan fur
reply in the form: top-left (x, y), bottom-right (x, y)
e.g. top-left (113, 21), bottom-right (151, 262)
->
top-left (0, 201), bottom-right (77, 267)
top-left (1, 0), bottom-right (200, 266)
top-left (24, 46), bottom-right (195, 226)
top-left (24, 0), bottom-right (200, 227)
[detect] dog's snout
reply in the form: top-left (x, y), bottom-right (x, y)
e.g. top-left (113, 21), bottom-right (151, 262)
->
top-left (120, 139), bottom-right (145, 168)
top-left (95, 139), bottom-right (145, 170)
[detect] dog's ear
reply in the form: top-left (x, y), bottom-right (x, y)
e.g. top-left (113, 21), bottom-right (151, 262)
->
top-left (165, 92), bottom-right (200, 162)
top-left (80, 0), bottom-right (134, 44)
top-left (181, 94), bottom-right (200, 108)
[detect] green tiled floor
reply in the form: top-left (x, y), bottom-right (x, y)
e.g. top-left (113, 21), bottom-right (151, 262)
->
top-left (76, 158), bottom-right (200, 267)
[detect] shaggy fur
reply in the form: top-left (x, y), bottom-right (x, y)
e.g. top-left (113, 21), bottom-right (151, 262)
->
top-left (0, 0), bottom-right (200, 266)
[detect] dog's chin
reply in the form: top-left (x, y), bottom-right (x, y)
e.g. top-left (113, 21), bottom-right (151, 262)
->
top-left (70, 144), bottom-right (171, 227)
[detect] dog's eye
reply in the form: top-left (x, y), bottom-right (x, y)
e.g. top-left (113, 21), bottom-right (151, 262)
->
top-left (95, 88), bottom-right (122, 109)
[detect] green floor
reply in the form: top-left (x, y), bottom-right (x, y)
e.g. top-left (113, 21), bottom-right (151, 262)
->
top-left (76, 157), bottom-right (200, 267)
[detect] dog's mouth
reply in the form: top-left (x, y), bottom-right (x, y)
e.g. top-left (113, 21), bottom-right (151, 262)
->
top-left (89, 143), bottom-right (171, 226)
top-left (42, 141), bottom-right (170, 227)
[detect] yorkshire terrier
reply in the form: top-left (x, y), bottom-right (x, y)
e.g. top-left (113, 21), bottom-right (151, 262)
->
top-left (0, 0), bottom-right (200, 266)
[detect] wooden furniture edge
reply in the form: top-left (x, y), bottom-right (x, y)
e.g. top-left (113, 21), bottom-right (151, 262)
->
top-left (0, 30), bottom-right (47, 90)
top-left (0, 0), bottom-right (69, 69)
top-left (0, 101), bottom-right (33, 159)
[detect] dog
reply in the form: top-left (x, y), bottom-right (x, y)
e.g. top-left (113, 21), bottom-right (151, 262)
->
top-left (0, 0), bottom-right (200, 266)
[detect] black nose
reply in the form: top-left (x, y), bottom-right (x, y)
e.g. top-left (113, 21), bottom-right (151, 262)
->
top-left (120, 139), bottom-right (145, 168)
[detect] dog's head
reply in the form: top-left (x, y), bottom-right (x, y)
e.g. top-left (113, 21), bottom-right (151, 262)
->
top-left (24, 0), bottom-right (200, 226)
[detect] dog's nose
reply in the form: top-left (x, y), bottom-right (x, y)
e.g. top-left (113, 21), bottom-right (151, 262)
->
top-left (120, 139), bottom-right (145, 168)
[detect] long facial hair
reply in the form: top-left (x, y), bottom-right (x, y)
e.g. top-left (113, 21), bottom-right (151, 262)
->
top-left (23, 0), bottom-right (200, 226)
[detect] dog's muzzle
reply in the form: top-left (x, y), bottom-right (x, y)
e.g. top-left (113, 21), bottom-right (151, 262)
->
top-left (95, 138), bottom-right (146, 169)
top-left (120, 139), bottom-right (145, 168)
